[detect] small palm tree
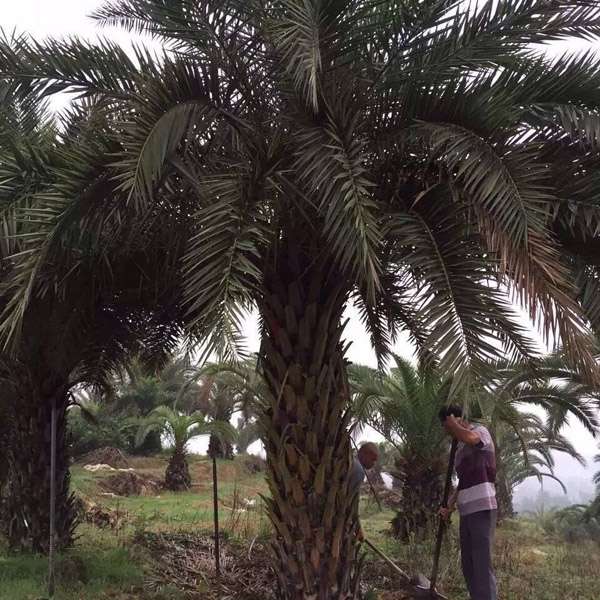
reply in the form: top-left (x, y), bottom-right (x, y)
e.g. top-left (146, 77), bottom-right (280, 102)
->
top-left (177, 358), bottom-right (267, 459)
top-left (136, 406), bottom-right (235, 491)
top-left (112, 356), bottom-right (195, 454)
top-left (550, 499), bottom-right (600, 543)
top-left (478, 354), bottom-right (600, 518)
top-left (351, 358), bottom-right (451, 540)
top-left (494, 415), bottom-right (584, 519)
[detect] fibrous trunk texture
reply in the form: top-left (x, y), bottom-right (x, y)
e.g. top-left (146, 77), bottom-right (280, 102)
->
top-left (391, 455), bottom-right (445, 541)
top-left (3, 386), bottom-right (75, 552)
top-left (259, 247), bottom-right (361, 599)
top-left (495, 459), bottom-right (515, 522)
top-left (165, 448), bottom-right (191, 491)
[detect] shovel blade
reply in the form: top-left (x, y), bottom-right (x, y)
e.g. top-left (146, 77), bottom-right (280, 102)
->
top-left (411, 582), bottom-right (448, 600)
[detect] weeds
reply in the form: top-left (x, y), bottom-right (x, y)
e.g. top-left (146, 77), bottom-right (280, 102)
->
top-left (1, 459), bottom-right (599, 599)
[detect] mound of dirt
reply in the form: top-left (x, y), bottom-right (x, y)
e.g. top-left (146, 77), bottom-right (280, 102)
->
top-left (79, 447), bottom-right (129, 469)
top-left (241, 454), bottom-right (266, 474)
top-left (74, 495), bottom-right (124, 529)
top-left (376, 488), bottom-right (403, 511)
top-left (134, 531), bottom-right (418, 599)
top-left (135, 531), bottom-right (276, 600)
top-left (98, 471), bottom-right (162, 497)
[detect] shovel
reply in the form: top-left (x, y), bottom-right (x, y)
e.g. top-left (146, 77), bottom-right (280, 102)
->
top-left (413, 438), bottom-right (459, 599)
top-left (363, 538), bottom-right (447, 599)
top-left (359, 440), bottom-right (456, 599)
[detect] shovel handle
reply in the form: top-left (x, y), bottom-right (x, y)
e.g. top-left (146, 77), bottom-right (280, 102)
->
top-left (430, 439), bottom-right (458, 590)
top-left (364, 538), bottom-right (411, 582)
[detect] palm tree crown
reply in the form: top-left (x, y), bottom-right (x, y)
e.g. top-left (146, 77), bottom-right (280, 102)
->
top-left (137, 405), bottom-right (235, 490)
top-left (2, 2), bottom-right (600, 375)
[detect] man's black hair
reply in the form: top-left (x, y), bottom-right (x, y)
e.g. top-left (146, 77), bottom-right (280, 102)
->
top-left (438, 404), bottom-right (463, 423)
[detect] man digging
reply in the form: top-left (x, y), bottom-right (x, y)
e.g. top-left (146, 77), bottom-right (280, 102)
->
top-left (438, 405), bottom-right (498, 600)
top-left (350, 442), bottom-right (380, 541)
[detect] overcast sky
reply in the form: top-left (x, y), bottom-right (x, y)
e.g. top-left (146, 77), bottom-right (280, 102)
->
top-left (2, 1), bottom-right (599, 489)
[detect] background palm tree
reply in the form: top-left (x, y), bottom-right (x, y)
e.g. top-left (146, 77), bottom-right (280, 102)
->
top-left (547, 498), bottom-right (600, 543)
top-left (136, 406), bottom-right (235, 491)
top-left (112, 356), bottom-right (194, 455)
top-left (4, 2), bottom-right (600, 594)
top-left (0, 85), bottom-right (185, 552)
top-left (351, 358), bottom-right (451, 540)
top-left (183, 372), bottom-right (241, 460)
top-left (494, 417), bottom-right (584, 520)
top-left (478, 355), bottom-right (599, 519)
top-left (176, 358), bottom-right (267, 459)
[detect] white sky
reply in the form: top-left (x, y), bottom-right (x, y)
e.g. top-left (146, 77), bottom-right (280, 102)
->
top-left (2, 1), bottom-right (598, 492)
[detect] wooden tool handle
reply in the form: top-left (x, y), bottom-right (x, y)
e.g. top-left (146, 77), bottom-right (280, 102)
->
top-left (364, 538), bottom-right (411, 582)
top-left (430, 439), bottom-right (459, 590)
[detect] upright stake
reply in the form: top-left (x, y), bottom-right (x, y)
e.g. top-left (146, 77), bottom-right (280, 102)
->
top-left (48, 396), bottom-right (57, 598)
top-left (212, 455), bottom-right (221, 580)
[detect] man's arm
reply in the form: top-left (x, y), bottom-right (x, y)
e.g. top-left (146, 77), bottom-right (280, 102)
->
top-left (445, 415), bottom-right (481, 446)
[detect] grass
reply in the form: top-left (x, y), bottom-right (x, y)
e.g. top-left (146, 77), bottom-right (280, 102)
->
top-left (0, 526), bottom-right (145, 599)
top-left (1, 455), bottom-right (599, 599)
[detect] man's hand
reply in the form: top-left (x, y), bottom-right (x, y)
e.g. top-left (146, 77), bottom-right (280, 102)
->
top-left (357, 527), bottom-right (365, 542)
top-left (439, 506), bottom-right (453, 521)
top-left (445, 415), bottom-right (481, 446)
top-left (445, 414), bottom-right (460, 430)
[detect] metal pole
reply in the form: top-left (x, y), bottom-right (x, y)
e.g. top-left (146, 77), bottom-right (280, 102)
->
top-left (212, 455), bottom-right (221, 580)
top-left (48, 396), bottom-right (57, 598)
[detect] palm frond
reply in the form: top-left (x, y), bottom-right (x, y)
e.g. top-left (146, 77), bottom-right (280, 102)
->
top-left (0, 34), bottom-right (142, 99)
top-left (270, 0), bottom-right (326, 111)
top-left (182, 175), bottom-right (266, 362)
top-left (294, 103), bottom-right (381, 299)
top-left (389, 196), bottom-right (532, 395)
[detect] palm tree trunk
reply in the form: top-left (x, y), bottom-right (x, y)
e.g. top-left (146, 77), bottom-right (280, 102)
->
top-left (165, 447), bottom-right (191, 491)
top-left (391, 459), bottom-right (445, 540)
top-left (495, 467), bottom-right (515, 522)
top-left (493, 440), bottom-right (514, 522)
top-left (259, 250), bottom-right (360, 599)
top-left (3, 384), bottom-right (75, 552)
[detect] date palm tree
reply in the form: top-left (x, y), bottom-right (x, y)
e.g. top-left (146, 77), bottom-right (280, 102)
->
top-left (111, 355), bottom-right (195, 454)
top-left (136, 405), bottom-right (235, 491)
top-left (350, 358), bottom-right (451, 539)
top-left (183, 371), bottom-right (242, 460)
top-left (3, 2), bottom-right (600, 594)
top-left (494, 416), bottom-right (584, 519)
top-left (0, 87), bottom-right (185, 552)
top-left (479, 354), bottom-right (600, 518)
top-left (180, 358), bottom-right (267, 459)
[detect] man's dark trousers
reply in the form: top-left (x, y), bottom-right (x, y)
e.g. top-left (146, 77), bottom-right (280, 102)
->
top-left (459, 509), bottom-right (497, 600)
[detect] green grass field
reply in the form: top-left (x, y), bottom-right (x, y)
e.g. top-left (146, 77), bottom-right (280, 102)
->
top-left (1, 455), bottom-right (598, 599)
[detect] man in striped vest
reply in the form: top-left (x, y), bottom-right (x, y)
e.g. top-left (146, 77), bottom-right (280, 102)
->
top-left (438, 405), bottom-right (497, 600)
